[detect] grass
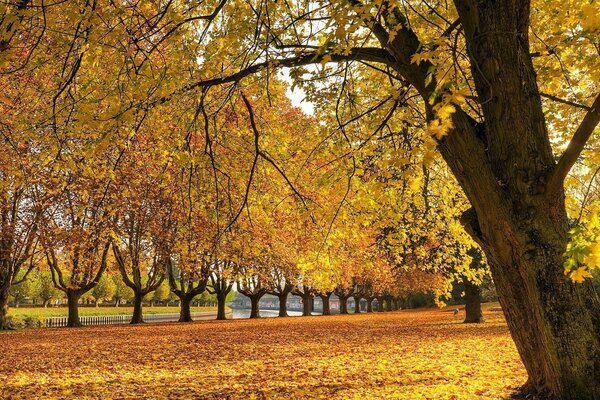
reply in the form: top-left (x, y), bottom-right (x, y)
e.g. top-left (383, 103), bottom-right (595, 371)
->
top-left (8, 306), bottom-right (217, 318)
top-left (0, 307), bottom-right (525, 399)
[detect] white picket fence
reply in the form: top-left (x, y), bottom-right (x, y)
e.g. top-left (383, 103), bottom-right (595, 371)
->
top-left (44, 312), bottom-right (222, 328)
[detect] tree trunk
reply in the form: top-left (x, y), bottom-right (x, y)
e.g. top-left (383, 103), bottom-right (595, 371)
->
top-left (320, 294), bottom-right (331, 315)
top-left (463, 280), bottom-right (484, 324)
top-left (377, 297), bottom-right (385, 312)
top-left (179, 295), bottom-right (193, 322)
top-left (66, 291), bottom-right (82, 327)
top-left (43, 299), bottom-right (49, 308)
top-left (0, 286), bottom-right (12, 330)
top-left (353, 296), bottom-right (361, 313)
top-left (249, 296), bottom-right (260, 318)
top-left (277, 293), bottom-right (288, 317)
top-left (301, 294), bottom-right (312, 316)
top-left (131, 292), bottom-right (145, 324)
top-left (417, 1), bottom-right (600, 396)
top-left (216, 293), bottom-right (227, 320)
top-left (385, 297), bottom-right (393, 312)
top-left (366, 298), bottom-right (373, 313)
top-left (339, 296), bottom-right (348, 314)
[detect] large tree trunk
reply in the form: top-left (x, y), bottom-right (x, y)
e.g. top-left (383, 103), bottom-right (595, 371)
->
top-left (339, 296), bottom-right (348, 314)
top-left (249, 296), bottom-right (260, 318)
top-left (131, 292), bottom-right (145, 324)
top-left (366, 298), bottom-right (373, 313)
top-left (0, 286), bottom-right (12, 330)
top-left (429, 1), bottom-right (600, 396)
top-left (66, 291), bottom-right (82, 327)
top-left (277, 293), bottom-right (288, 317)
top-left (216, 293), bottom-right (227, 320)
top-left (320, 294), bottom-right (331, 315)
top-left (353, 296), bottom-right (361, 314)
top-left (301, 294), bottom-right (312, 316)
top-left (463, 280), bottom-right (484, 324)
top-left (179, 295), bottom-right (193, 322)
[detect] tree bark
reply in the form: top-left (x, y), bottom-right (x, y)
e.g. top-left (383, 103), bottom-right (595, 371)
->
top-left (366, 298), bottom-right (373, 313)
top-left (463, 280), bottom-right (484, 324)
top-left (353, 295), bottom-right (361, 313)
top-left (385, 297), bottom-right (393, 312)
top-left (277, 293), bottom-right (288, 317)
top-left (320, 294), bottom-right (331, 315)
top-left (301, 294), bottom-right (313, 316)
top-left (377, 297), bottom-right (385, 312)
top-left (0, 286), bottom-right (12, 330)
top-left (179, 295), bottom-right (193, 322)
top-left (216, 293), bottom-right (227, 320)
top-left (66, 291), bottom-right (82, 327)
top-left (339, 296), bottom-right (348, 314)
top-left (131, 292), bottom-right (145, 324)
top-left (441, 2), bottom-right (600, 395)
top-left (249, 296), bottom-right (260, 318)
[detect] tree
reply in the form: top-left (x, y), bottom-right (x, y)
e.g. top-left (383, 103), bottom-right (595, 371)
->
top-left (38, 271), bottom-right (62, 307)
top-left (112, 274), bottom-right (133, 307)
top-left (1, 0), bottom-right (598, 395)
top-left (145, 2), bottom-right (599, 395)
top-left (292, 281), bottom-right (315, 317)
top-left (266, 265), bottom-right (294, 317)
top-left (151, 282), bottom-right (170, 307)
top-left (91, 274), bottom-right (115, 307)
top-left (0, 138), bottom-right (42, 328)
top-left (236, 264), bottom-right (267, 319)
top-left (207, 260), bottom-right (234, 321)
top-left (8, 271), bottom-right (39, 307)
top-left (167, 258), bottom-right (209, 323)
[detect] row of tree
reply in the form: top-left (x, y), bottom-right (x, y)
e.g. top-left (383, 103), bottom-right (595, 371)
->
top-left (0, 1), bottom-right (598, 396)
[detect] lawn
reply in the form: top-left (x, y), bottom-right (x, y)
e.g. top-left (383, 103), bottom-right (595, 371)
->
top-left (0, 308), bottom-right (526, 399)
top-left (8, 306), bottom-right (217, 319)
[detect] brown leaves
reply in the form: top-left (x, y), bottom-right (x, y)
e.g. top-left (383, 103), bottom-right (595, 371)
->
top-left (0, 308), bottom-right (525, 399)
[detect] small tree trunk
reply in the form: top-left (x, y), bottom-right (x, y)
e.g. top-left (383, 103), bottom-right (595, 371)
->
top-left (115, 299), bottom-right (120, 307)
top-left (353, 296), bottom-right (361, 313)
top-left (250, 296), bottom-right (260, 318)
top-left (320, 294), bottom-right (331, 315)
top-left (277, 293), bottom-right (288, 317)
top-left (339, 296), bottom-right (348, 314)
top-left (66, 291), bottom-right (82, 327)
top-left (131, 292), bottom-right (145, 324)
top-left (376, 297), bottom-right (384, 312)
top-left (385, 298), bottom-right (393, 312)
top-left (366, 298), bottom-right (373, 313)
top-left (43, 299), bottom-right (49, 308)
top-left (216, 293), bottom-right (227, 320)
top-left (463, 280), bottom-right (484, 323)
top-left (0, 286), bottom-right (12, 330)
top-left (179, 296), bottom-right (193, 322)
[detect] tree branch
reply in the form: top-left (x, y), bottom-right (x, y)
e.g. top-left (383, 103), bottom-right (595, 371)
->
top-left (547, 93), bottom-right (600, 194)
top-left (146, 47), bottom-right (394, 109)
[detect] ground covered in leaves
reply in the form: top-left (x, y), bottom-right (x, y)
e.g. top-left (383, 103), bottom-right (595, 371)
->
top-left (0, 309), bottom-right (525, 399)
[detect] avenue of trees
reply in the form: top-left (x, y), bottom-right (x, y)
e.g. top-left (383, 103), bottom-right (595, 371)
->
top-left (0, 1), bottom-right (598, 399)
